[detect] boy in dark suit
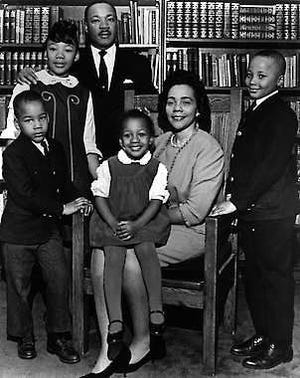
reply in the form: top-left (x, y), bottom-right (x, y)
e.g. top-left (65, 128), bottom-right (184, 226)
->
top-left (212, 50), bottom-right (298, 369)
top-left (0, 90), bottom-right (92, 363)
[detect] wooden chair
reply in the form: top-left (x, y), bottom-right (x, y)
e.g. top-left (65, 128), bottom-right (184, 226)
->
top-left (71, 88), bottom-right (242, 375)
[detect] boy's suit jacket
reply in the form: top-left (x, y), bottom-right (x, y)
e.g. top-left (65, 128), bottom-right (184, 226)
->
top-left (0, 134), bottom-right (79, 245)
top-left (72, 46), bottom-right (156, 158)
top-left (227, 93), bottom-right (298, 221)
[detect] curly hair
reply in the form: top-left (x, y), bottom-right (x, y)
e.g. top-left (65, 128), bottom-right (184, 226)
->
top-left (158, 70), bottom-right (211, 133)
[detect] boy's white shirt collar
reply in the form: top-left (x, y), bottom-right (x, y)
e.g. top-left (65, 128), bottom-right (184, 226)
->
top-left (117, 149), bottom-right (151, 165)
top-left (32, 138), bottom-right (49, 155)
top-left (37, 70), bottom-right (78, 88)
top-left (254, 90), bottom-right (279, 109)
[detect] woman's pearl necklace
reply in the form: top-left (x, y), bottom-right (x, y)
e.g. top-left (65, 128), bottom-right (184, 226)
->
top-left (170, 134), bottom-right (193, 148)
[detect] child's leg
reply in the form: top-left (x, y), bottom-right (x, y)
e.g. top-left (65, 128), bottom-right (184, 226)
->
top-left (2, 243), bottom-right (36, 340)
top-left (103, 245), bottom-right (127, 333)
top-left (134, 242), bottom-right (164, 325)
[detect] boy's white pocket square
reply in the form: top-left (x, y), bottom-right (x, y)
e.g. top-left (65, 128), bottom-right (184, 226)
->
top-left (123, 79), bottom-right (134, 84)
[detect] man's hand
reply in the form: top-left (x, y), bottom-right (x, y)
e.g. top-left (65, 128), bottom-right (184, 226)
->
top-left (210, 201), bottom-right (237, 216)
top-left (17, 67), bottom-right (38, 85)
top-left (63, 197), bottom-right (93, 216)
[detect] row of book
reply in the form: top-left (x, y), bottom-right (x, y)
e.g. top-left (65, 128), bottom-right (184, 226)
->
top-left (0, 5), bottom-right (63, 44)
top-left (116, 4), bottom-right (159, 45)
top-left (0, 48), bottom-right (160, 88)
top-left (0, 50), bottom-right (47, 86)
top-left (167, 1), bottom-right (300, 40)
top-left (0, 3), bottom-right (158, 46)
top-left (166, 49), bottom-right (299, 88)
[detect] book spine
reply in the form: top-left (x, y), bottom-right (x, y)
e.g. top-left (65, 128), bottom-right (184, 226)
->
top-left (40, 6), bottom-right (50, 44)
top-left (231, 2), bottom-right (240, 39)
top-left (32, 6), bottom-right (41, 43)
top-left (175, 1), bottom-right (184, 39)
top-left (167, 1), bottom-right (175, 39)
top-left (0, 6), bottom-right (4, 44)
top-left (191, 2), bottom-right (200, 39)
top-left (215, 2), bottom-right (224, 39)
top-left (183, 1), bottom-right (192, 39)
top-left (283, 3), bottom-right (291, 40)
top-left (223, 2), bottom-right (231, 39)
top-left (0, 52), bottom-right (5, 85)
top-left (276, 3), bottom-right (284, 40)
top-left (9, 8), bottom-right (16, 43)
top-left (18, 51), bottom-right (24, 72)
top-left (5, 51), bottom-right (12, 85)
top-left (199, 2), bottom-right (207, 39)
top-left (207, 1), bottom-right (215, 39)
top-left (3, 7), bottom-right (10, 44)
top-left (291, 3), bottom-right (298, 40)
top-left (24, 6), bottom-right (33, 44)
top-left (11, 51), bottom-right (18, 85)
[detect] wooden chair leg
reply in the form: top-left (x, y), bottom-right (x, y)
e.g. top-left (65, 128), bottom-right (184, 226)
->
top-left (224, 233), bottom-right (238, 336)
top-left (203, 217), bottom-right (218, 375)
top-left (72, 213), bottom-right (86, 355)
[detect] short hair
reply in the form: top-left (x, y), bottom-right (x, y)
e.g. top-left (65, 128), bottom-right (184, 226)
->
top-left (45, 20), bottom-right (79, 50)
top-left (158, 70), bottom-right (211, 133)
top-left (119, 109), bottom-right (155, 138)
top-left (84, 1), bottom-right (117, 21)
top-left (13, 90), bottom-right (45, 119)
top-left (253, 50), bottom-right (286, 75)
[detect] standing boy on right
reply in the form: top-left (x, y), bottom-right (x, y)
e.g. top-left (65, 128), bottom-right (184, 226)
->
top-left (212, 50), bottom-right (298, 370)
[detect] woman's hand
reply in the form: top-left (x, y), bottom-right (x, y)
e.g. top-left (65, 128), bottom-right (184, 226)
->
top-left (17, 67), bottom-right (38, 85)
top-left (210, 201), bottom-right (237, 216)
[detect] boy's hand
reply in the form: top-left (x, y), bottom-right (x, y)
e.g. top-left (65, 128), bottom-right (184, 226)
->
top-left (116, 220), bottom-right (138, 241)
top-left (63, 197), bottom-right (93, 216)
top-left (210, 201), bottom-right (237, 216)
top-left (79, 202), bottom-right (94, 216)
top-left (17, 67), bottom-right (38, 85)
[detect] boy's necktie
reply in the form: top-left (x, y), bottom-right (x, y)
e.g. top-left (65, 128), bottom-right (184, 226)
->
top-left (99, 50), bottom-right (108, 92)
top-left (41, 140), bottom-right (49, 156)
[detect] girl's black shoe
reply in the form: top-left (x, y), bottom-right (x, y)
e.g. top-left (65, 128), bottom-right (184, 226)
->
top-left (107, 320), bottom-right (126, 361)
top-left (149, 310), bottom-right (166, 360)
top-left (79, 346), bottom-right (131, 378)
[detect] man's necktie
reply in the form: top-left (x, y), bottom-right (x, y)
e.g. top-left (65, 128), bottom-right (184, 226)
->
top-left (248, 100), bottom-right (257, 111)
top-left (41, 140), bottom-right (49, 156)
top-left (99, 50), bottom-right (108, 92)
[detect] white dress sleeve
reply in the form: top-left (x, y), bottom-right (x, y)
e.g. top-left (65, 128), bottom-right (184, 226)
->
top-left (91, 160), bottom-right (111, 197)
top-left (149, 162), bottom-right (170, 203)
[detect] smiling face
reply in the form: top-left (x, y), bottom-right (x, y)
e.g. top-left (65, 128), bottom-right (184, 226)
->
top-left (85, 3), bottom-right (117, 50)
top-left (165, 84), bottom-right (198, 133)
top-left (119, 117), bottom-right (153, 160)
top-left (46, 40), bottom-right (78, 77)
top-left (245, 56), bottom-right (283, 100)
top-left (15, 100), bottom-right (49, 143)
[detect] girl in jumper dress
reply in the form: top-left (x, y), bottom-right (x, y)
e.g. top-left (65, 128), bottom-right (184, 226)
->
top-left (90, 109), bottom-right (170, 369)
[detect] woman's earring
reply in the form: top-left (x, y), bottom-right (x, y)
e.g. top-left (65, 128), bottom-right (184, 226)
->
top-left (196, 111), bottom-right (200, 117)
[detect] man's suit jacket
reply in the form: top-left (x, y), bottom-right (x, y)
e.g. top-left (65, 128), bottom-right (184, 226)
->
top-left (0, 134), bottom-right (79, 245)
top-left (72, 46), bottom-right (156, 158)
top-left (227, 93), bottom-right (298, 221)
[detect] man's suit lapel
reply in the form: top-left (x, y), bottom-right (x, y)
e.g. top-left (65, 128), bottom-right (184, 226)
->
top-left (109, 48), bottom-right (125, 93)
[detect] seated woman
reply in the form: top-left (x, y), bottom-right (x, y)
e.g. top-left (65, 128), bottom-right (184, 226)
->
top-left (82, 70), bottom-right (224, 377)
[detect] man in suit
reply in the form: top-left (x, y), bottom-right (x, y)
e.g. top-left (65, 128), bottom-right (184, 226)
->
top-left (212, 50), bottom-right (298, 370)
top-left (0, 90), bottom-right (92, 363)
top-left (17, 1), bottom-right (156, 158)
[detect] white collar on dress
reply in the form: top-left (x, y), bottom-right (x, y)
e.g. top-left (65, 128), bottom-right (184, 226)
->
top-left (37, 69), bottom-right (78, 88)
top-left (117, 149), bottom-right (151, 165)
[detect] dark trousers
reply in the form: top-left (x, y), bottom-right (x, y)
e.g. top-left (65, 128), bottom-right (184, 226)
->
top-left (2, 231), bottom-right (71, 339)
top-left (239, 217), bottom-right (295, 346)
